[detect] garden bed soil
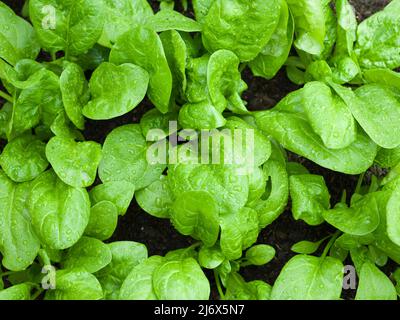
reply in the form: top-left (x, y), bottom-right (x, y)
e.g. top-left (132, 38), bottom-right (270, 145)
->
top-left (0, 0), bottom-right (392, 300)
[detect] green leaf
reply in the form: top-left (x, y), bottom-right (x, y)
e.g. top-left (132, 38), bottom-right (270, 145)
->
top-left (98, 0), bottom-right (153, 47)
top-left (355, 261), bottom-right (397, 300)
top-left (29, 170), bottom-right (90, 250)
top-left (375, 146), bottom-right (400, 169)
top-left (50, 111), bottom-right (84, 141)
top-left (249, 0), bottom-right (293, 79)
top-left (140, 108), bottom-right (177, 140)
top-left (60, 62), bottom-right (89, 130)
top-left (171, 191), bottom-right (219, 247)
top-left (89, 181), bottom-right (135, 216)
top-left (149, 10), bottom-right (201, 33)
top-left (0, 173), bottom-right (40, 271)
top-left (84, 201), bottom-right (118, 241)
top-left (136, 176), bottom-right (173, 219)
top-left (97, 241), bottom-right (148, 300)
top-left (207, 49), bottom-right (247, 113)
top-left (29, 0), bottom-right (105, 56)
top-left (323, 193), bottom-right (381, 236)
top-left (99, 124), bottom-right (166, 190)
top-left (179, 101), bottom-right (226, 130)
top-left (198, 244), bottom-right (225, 269)
top-left (271, 255), bottom-right (344, 300)
top-left (335, 0), bottom-right (357, 55)
top-left (202, 0), bottom-right (281, 62)
top-left (290, 174), bottom-right (330, 226)
top-left (110, 26), bottom-right (172, 113)
top-left (254, 93), bottom-right (378, 175)
top-left (168, 153), bottom-right (249, 216)
top-left (0, 133), bottom-right (48, 182)
top-left (245, 245), bottom-right (276, 266)
top-left (46, 136), bottom-right (102, 188)
top-left (0, 2), bottom-right (39, 65)
top-left (0, 283), bottom-right (31, 300)
top-left (160, 30), bottom-right (187, 102)
top-left (251, 159), bottom-right (289, 228)
top-left (82, 62), bottom-right (149, 120)
top-left (303, 82), bottom-right (356, 149)
top-left (291, 239), bottom-right (326, 255)
top-left (355, 0), bottom-right (400, 69)
top-left (45, 269), bottom-right (103, 300)
top-left (62, 236), bottom-right (112, 273)
top-left (351, 84), bottom-right (400, 149)
top-left (225, 273), bottom-right (271, 300)
top-left (220, 207), bottom-right (259, 260)
top-left (386, 185), bottom-right (400, 246)
top-left (287, 0), bottom-right (326, 55)
top-left (119, 256), bottom-right (164, 300)
top-left (153, 258), bottom-right (210, 300)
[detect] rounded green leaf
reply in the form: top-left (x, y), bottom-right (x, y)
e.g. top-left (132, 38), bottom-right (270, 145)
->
top-left (0, 134), bottom-right (48, 182)
top-left (202, 0), bottom-right (281, 61)
top-left (89, 181), bottom-right (135, 216)
top-left (179, 101), bottom-right (226, 130)
top-left (254, 95), bottom-right (378, 175)
top-left (198, 245), bottom-right (225, 269)
top-left (153, 258), bottom-right (210, 300)
top-left (249, 0), bottom-right (293, 79)
top-left (0, 173), bottom-right (40, 271)
top-left (0, 283), bottom-right (31, 300)
top-left (62, 236), bottom-right (112, 273)
top-left (303, 82), bottom-right (356, 149)
top-left (99, 124), bottom-right (166, 190)
top-left (136, 176), bottom-right (173, 219)
top-left (0, 2), bottom-right (40, 65)
top-left (29, 0), bottom-right (105, 56)
top-left (291, 240), bottom-right (325, 255)
top-left (220, 207), bottom-right (259, 260)
top-left (207, 50), bottom-right (244, 113)
top-left (386, 185), bottom-right (400, 246)
top-left (97, 241), bottom-right (148, 300)
top-left (45, 269), bottom-right (103, 300)
top-left (98, 0), bottom-right (153, 47)
top-left (119, 256), bottom-right (164, 300)
top-left (149, 10), bottom-right (202, 33)
top-left (110, 26), bottom-right (172, 113)
top-left (353, 84), bottom-right (400, 149)
top-left (85, 201), bottom-right (118, 241)
top-left (252, 159), bottom-right (289, 228)
top-left (46, 136), bottom-right (102, 188)
top-left (82, 62), bottom-right (149, 120)
top-left (290, 174), bottom-right (330, 226)
top-left (355, 261), bottom-right (397, 300)
top-left (245, 245), bottom-right (276, 266)
top-left (271, 255), bottom-right (344, 300)
top-left (323, 193), bottom-right (381, 236)
top-left (60, 62), bottom-right (89, 130)
top-left (171, 191), bottom-right (219, 247)
top-left (29, 171), bottom-right (90, 250)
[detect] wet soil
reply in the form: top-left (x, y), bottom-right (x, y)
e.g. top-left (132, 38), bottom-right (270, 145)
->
top-left (0, 0), bottom-right (393, 300)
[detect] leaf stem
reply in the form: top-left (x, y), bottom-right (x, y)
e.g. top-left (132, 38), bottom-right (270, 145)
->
top-left (213, 270), bottom-right (225, 300)
top-left (31, 288), bottom-right (44, 300)
top-left (38, 249), bottom-right (51, 266)
top-left (0, 271), bottom-right (16, 277)
top-left (0, 90), bottom-right (13, 103)
top-left (321, 231), bottom-right (341, 259)
top-left (355, 172), bottom-right (365, 194)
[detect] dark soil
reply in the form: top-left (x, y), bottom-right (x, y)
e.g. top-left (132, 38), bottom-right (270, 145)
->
top-left (0, 0), bottom-right (393, 301)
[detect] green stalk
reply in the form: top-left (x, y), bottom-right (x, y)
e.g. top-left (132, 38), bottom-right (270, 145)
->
top-left (321, 231), bottom-right (341, 259)
top-left (214, 270), bottom-right (225, 300)
top-left (0, 90), bottom-right (13, 103)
